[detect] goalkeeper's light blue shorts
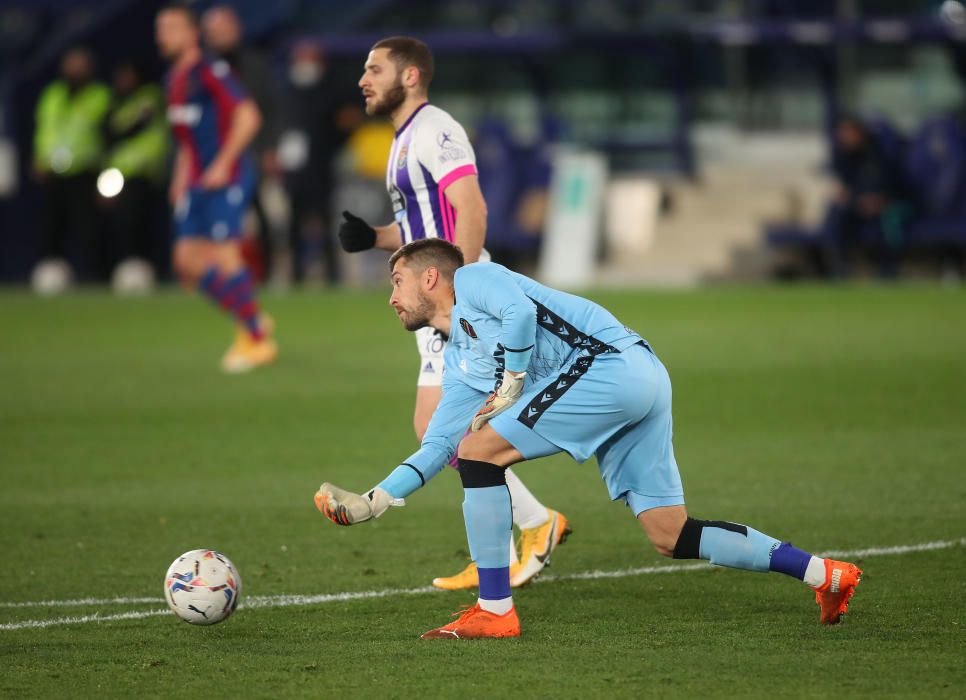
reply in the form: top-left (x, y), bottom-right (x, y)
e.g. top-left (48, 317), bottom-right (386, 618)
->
top-left (489, 342), bottom-right (685, 516)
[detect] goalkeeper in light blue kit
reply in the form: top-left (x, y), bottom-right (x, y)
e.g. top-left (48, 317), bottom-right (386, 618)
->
top-left (315, 239), bottom-right (862, 639)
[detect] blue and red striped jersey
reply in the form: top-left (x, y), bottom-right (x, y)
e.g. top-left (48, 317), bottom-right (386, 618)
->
top-left (166, 56), bottom-right (251, 186)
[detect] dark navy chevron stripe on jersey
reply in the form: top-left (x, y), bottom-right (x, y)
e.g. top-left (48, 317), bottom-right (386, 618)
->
top-left (491, 343), bottom-right (506, 391)
top-left (517, 355), bottom-right (596, 428)
top-left (529, 299), bottom-right (619, 356)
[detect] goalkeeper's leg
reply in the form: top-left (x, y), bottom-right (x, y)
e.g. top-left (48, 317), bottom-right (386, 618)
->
top-left (607, 347), bottom-right (861, 625)
top-left (432, 467), bottom-right (571, 590)
top-left (639, 505), bottom-right (862, 625)
top-left (421, 428), bottom-right (528, 639)
top-left (421, 457), bottom-right (520, 639)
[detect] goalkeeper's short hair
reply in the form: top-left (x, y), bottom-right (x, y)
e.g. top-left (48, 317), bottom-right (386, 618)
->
top-left (389, 239), bottom-right (464, 282)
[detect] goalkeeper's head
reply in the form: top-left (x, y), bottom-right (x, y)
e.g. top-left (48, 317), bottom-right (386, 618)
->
top-left (388, 239), bottom-right (464, 332)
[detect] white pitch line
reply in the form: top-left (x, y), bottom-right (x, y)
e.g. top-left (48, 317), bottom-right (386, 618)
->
top-left (0, 609), bottom-right (171, 630)
top-left (244, 585), bottom-right (437, 609)
top-left (540, 561), bottom-right (711, 582)
top-left (1, 537), bottom-right (961, 632)
top-left (0, 596), bottom-right (162, 609)
top-left (819, 538), bottom-right (966, 559)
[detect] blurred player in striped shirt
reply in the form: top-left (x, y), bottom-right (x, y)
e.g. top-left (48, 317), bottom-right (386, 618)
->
top-left (156, 3), bottom-right (276, 373)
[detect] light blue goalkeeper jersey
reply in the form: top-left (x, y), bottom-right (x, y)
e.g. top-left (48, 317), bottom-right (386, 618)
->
top-left (378, 262), bottom-right (645, 499)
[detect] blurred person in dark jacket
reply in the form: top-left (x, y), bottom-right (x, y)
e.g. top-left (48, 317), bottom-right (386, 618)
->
top-left (33, 46), bottom-right (110, 281)
top-left (202, 4), bottom-right (280, 277)
top-left (822, 117), bottom-right (908, 278)
top-left (278, 40), bottom-right (361, 284)
top-left (100, 60), bottom-right (170, 278)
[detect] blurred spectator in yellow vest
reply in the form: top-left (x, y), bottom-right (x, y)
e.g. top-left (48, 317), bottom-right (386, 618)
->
top-left (33, 47), bottom-right (110, 281)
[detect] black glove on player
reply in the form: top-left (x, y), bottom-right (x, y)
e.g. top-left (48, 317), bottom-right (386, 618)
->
top-left (337, 211), bottom-right (377, 252)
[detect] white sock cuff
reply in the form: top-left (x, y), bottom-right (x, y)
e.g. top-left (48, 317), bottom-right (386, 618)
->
top-left (804, 556), bottom-right (827, 588)
top-left (505, 467), bottom-right (549, 530)
top-left (477, 596), bottom-right (513, 616)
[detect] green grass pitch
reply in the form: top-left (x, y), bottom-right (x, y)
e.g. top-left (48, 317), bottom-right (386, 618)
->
top-left (1, 284), bottom-right (964, 698)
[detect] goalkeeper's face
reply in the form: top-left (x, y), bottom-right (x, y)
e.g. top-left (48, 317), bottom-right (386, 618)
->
top-left (389, 262), bottom-right (435, 332)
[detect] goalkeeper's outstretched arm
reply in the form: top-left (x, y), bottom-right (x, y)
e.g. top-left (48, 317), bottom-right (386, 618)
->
top-left (376, 378), bottom-right (486, 498)
top-left (315, 377), bottom-right (486, 526)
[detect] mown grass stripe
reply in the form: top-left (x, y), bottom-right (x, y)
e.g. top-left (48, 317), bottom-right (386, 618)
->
top-left (1, 537), bottom-right (960, 631)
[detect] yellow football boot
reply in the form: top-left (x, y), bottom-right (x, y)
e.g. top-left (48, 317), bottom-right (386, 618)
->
top-left (432, 560), bottom-right (528, 591)
top-left (510, 509), bottom-right (572, 587)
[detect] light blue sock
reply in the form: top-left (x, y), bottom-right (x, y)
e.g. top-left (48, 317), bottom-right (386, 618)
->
top-left (462, 484), bottom-right (512, 570)
top-left (698, 522), bottom-right (781, 573)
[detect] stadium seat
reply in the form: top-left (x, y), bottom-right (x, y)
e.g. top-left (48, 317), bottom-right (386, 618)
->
top-left (474, 117), bottom-right (556, 256)
top-left (904, 115), bottom-right (966, 218)
top-left (902, 115), bottom-right (966, 252)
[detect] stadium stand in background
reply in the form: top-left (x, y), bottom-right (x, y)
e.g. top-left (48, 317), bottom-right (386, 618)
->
top-left (767, 113), bottom-right (966, 279)
top-left (2, 0), bottom-right (966, 286)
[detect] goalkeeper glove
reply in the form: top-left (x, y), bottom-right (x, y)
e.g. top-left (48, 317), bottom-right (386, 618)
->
top-left (337, 211), bottom-right (377, 252)
top-left (314, 483), bottom-right (404, 526)
top-left (470, 371), bottom-right (527, 432)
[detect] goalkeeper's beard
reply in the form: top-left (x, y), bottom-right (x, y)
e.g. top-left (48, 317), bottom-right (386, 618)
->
top-left (400, 291), bottom-right (436, 332)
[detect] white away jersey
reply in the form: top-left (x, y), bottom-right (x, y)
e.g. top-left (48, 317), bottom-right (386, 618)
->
top-left (386, 103), bottom-right (478, 243)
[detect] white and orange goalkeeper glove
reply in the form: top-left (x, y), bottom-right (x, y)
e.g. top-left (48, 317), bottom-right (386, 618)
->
top-left (314, 483), bottom-right (404, 526)
top-left (470, 371), bottom-right (527, 432)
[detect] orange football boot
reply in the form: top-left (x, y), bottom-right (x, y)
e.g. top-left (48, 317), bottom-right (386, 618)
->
top-left (420, 604), bottom-right (521, 639)
top-left (812, 559), bottom-right (862, 625)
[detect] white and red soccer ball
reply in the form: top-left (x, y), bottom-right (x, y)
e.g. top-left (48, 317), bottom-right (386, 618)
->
top-left (164, 549), bottom-right (241, 625)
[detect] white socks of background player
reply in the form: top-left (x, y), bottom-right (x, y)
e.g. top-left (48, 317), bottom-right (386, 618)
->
top-left (505, 467), bottom-right (550, 530)
top-left (508, 532), bottom-right (519, 565)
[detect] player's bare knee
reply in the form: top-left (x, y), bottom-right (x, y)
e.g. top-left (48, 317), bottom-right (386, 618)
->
top-left (456, 431), bottom-right (489, 462)
top-left (213, 243), bottom-right (243, 275)
top-left (638, 505), bottom-right (688, 558)
top-left (458, 427), bottom-right (523, 467)
top-left (172, 246), bottom-right (198, 283)
top-left (643, 527), bottom-right (677, 558)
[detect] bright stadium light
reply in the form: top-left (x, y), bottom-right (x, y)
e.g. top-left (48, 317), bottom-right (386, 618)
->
top-left (941, 0), bottom-right (966, 26)
top-left (97, 167), bottom-right (125, 198)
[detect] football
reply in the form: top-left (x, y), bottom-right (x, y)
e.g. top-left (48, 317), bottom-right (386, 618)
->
top-left (164, 549), bottom-right (242, 626)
